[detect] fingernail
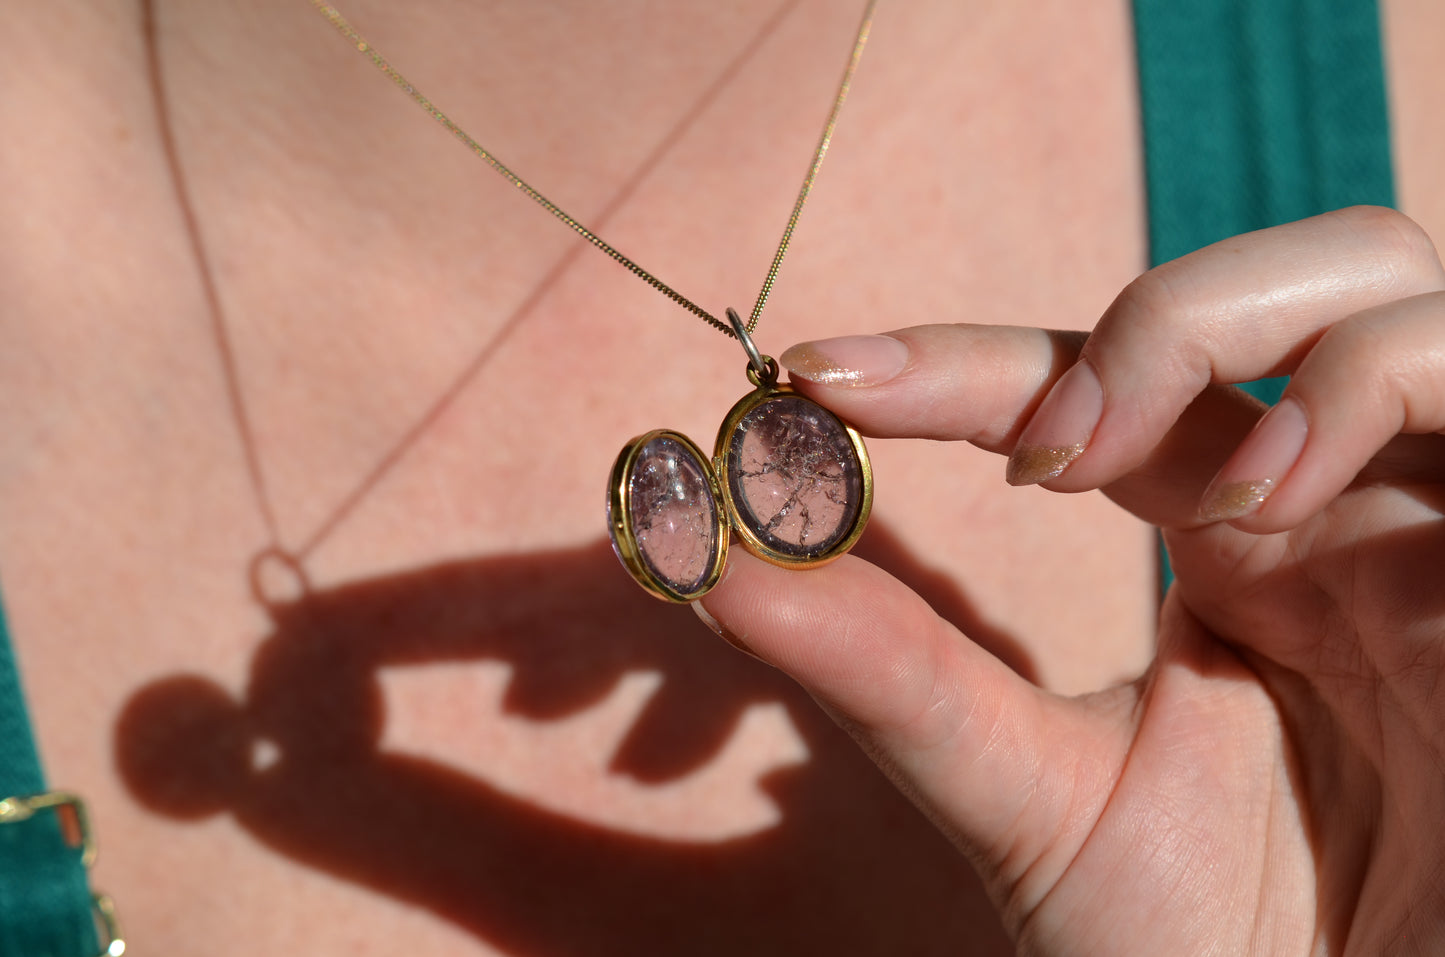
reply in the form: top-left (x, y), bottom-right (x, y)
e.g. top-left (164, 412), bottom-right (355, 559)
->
top-left (691, 601), bottom-right (764, 662)
top-left (1006, 359), bottom-right (1103, 485)
top-left (1198, 397), bottom-right (1308, 522)
top-left (780, 335), bottom-right (909, 387)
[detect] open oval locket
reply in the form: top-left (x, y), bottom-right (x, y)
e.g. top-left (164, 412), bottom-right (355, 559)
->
top-left (608, 313), bottom-right (873, 603)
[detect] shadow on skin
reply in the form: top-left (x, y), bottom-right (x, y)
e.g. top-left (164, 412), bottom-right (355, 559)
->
top-left (130, 1), bottom-right (1035, 948)
top-left (114, 522), bottom-right (1028, 955)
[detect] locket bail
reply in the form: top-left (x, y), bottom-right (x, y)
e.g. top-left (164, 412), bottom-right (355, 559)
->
top-left (726, 307), bottom-right (776, 387)
top-left (309, 1), bottom-right (881, 604)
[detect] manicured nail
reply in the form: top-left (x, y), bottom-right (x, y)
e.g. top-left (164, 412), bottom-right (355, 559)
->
top-left (779, 335), bottom-right (909, 387)
top-left (691, 602), bottom-right (764, 662)
top-left (1006, 359), bottom-right (1104, 485)
top-left (1198, 397), bottom-right (1308, 522)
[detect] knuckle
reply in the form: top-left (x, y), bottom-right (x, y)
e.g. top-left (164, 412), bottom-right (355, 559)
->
top-left (1312, 317), bottom-right (1389, 388)
top-left (1303, 301), bottom-right (1445, 429)
top-left (1097, 265), bottom-right (1215, 388)
top-left (1326, 206), bottom-right (1445, 291)
top-left (1110, 265), bottom-right (1191, 328)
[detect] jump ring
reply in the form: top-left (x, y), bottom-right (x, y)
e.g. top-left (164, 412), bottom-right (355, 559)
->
top-left (725, 307), bottom-right (770, 383)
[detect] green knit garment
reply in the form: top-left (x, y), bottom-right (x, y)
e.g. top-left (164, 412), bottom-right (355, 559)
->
top-left (0, 591), bottom-right (99, 956)
top-left (1132, 0), bottom-right (1395, 589)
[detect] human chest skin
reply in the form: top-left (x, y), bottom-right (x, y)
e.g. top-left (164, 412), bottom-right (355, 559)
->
top-left (2, 1), bottom-right (1442, 955)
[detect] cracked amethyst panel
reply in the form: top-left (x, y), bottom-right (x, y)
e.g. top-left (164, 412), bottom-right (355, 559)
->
top-left (724, 395), bottom-right (863, 559)
top-left (624, 435), bottom-right (719, 595)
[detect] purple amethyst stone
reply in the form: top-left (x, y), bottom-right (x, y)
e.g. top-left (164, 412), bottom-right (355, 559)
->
top-left (724, 395), bottom-right (863, 559)
top-left (624, 434), bottom-right (719, 595)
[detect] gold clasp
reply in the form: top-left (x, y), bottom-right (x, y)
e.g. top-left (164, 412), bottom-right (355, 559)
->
top-left (0, 790), bottom-right (95, 868)
top-left (0, 791), bottom-right (126, 956)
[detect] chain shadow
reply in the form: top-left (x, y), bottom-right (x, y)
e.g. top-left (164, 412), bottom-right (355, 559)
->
top-left (114, 522), bottom-right (1028, 955)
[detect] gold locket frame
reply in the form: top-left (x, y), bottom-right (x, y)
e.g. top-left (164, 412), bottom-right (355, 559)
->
top-left (609, 368), bottom-right (873, 604)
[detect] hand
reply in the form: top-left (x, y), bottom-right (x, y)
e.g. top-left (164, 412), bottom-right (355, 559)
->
top-left (696, 207), bottom-right (1445, 954)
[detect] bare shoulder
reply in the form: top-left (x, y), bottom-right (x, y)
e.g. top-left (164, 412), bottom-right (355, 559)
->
top-left (0, 1), bottom-right (197, 353)
top-left (3, 1), bottom-right (163, 234)
top-left (1384, 0), bottom-right (1445, 238)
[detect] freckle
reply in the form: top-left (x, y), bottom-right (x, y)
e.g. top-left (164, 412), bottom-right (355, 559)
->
top-left (115, 124), bottom-right (132, 144)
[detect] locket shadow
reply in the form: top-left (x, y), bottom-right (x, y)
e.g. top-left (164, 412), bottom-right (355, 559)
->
top-left (115, 523), bottom-right (1027, 955)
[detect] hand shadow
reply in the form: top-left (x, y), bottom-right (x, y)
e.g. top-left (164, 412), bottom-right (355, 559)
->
top-left (115, 521), bottom-right (1029, 956)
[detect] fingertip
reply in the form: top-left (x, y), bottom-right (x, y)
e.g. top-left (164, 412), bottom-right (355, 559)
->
top-left (779, 334), bottom-right (910, 388)
top-left (690, 598), bottom-right (766, 663)
top-left (697, 549), bottom-right (945, 706)
top-left (1003, 355), bottom-right (1105, 489)
top-left (1194, 396), bottom-right (1309, 527)
top-left (778, 325), bottom-right (1079, 449)
top-left (1005, 442), bottom-right (1086, 487)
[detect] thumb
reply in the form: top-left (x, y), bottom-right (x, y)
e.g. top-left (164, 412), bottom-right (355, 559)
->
top-left (696, 550), bottom-right (1133, 916)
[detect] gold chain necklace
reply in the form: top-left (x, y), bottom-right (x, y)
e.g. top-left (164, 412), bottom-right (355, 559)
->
top-left (311, 1), bottom-right (878, 602)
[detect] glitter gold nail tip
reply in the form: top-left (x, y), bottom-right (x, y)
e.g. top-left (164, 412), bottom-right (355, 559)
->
top-left (1006, 443), bottom-right (1086, 486)
top-left (779, 336), bottom-right (909, 387)
top-left (1198, 478), bottom-right (1277, 523)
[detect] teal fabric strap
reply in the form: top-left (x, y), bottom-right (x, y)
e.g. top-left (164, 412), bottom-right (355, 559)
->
top-left (0, 590), bottom-right (99, 957)
top-left (1133, 0), bottom-right (1396, 586)
top-left (1135, 0), bottom-right (1396, 272)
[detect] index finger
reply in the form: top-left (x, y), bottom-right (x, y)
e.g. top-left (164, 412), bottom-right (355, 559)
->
top-left (779, 324), bottom-right (1083, 453)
